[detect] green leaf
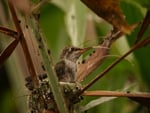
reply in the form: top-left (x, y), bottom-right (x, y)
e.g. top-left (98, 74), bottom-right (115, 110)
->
top-left (81, 97), bottom-right (117, 112)
top-left (121, 0), bottom-right (150, 88)
top-left (39, 4), bottom-right (69, 61)
top-left (51, 0), bottom-right (72, 12)
top-left (65, 0), bottom-right (87, 46)
top-left (51, 0), bottom-right (87, 46)
top-left (133, 0), bottom-right (150, 9)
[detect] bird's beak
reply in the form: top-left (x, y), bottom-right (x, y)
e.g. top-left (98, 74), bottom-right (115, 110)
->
top-left (78, 47), bottom-right (91, 55)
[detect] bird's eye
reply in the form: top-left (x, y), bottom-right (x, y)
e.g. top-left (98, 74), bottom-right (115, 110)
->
top-left (69, 47), bottom-right (73, 52)
top-left (68, 47), bottom-right (81, 52)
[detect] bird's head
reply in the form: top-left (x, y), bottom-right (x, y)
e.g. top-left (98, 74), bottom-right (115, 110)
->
top-left (60, 47), bottom-right (90, 62)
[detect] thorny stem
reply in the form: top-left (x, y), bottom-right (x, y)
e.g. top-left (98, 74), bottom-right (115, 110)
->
top-left (7, 0), bottom-right (39, 86)
top-left (78, 35), bottom-right (150, 96)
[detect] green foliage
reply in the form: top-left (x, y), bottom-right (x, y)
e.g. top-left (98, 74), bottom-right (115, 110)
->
top-left (39, 0), bottom-right (150, 112)
top-left (121, 0), bottom-right (150, 87)
top-left (133, 0), bottom-right (150, 9)
top-left (45, 0), bottom-right (149, 113)
top-left (0, 0), bottom-right (150, 113)
top-left (39, 4), bottom-right (68, 62)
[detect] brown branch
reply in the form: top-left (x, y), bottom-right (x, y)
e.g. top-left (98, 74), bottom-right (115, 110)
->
top-left (135, 10), bottom-right (150, 43)
top-left (0, 27), bottom-right (18, 64)
top-left (0, 26), bottom-right (17, 38)
top-left (77, 35), bottom-right (150, 96)
top-left (83, 91), bottom-right (150, 98)
top-left (7, 0), bottom-right (39, 86)
top-left (0, 38), bottom-right (19, 64)
top-left (83, 90), bottom-right (150, 108)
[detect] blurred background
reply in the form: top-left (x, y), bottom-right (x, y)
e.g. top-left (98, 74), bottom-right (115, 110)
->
top-left (0, 0), bottom-right (150, 113)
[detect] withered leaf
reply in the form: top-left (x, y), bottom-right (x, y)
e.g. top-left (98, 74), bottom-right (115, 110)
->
top-left (76, 31), bottom-right (122, 82)
top-left (81, 0), bottom-right (136, 34)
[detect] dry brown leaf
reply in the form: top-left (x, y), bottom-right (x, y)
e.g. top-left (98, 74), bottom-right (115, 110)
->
top-left (76, 31), bottom-right (123, 82)
top-left (81, 0), bottom-right (136, 34)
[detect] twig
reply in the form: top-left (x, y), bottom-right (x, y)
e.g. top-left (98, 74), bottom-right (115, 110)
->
top-left (135, 10), bottom-right (150, 43)
top-left (7, 0), bottom-right (39, 86)
top-left (31, 0), bottom-right (47, 13)
top-left (83, 90), bottom-right (150, 98)
top-left (78, 35), bottom-right (150, 96)
top-left (0, 27), bottom-right (17, 38)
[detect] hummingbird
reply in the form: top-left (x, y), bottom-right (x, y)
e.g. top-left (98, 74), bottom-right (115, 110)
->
top-left (55, 47), bottom-right (89, 82)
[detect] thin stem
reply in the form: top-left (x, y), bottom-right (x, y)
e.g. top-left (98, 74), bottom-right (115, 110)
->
top-left (7, 0), bottom-right (39, 86)
top-left (0, 27), bottom-right (17, 38)
top-left (83, 90), bottom-right (150, 98)
top-left (31, 0), bottom-right (47, 13)
top-left (78, 35), bottom-right (150, 96)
